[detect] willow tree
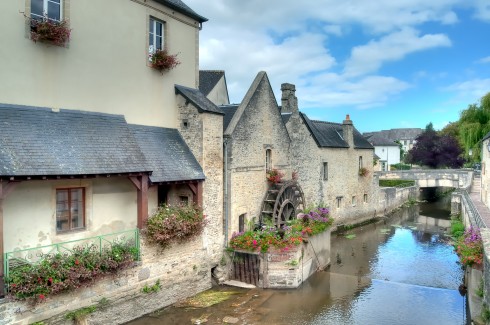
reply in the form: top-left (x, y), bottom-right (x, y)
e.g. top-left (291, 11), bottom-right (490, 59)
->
top-left (458, 92), bottom-right (490, 163)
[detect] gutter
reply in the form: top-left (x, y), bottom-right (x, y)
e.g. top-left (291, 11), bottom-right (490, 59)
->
top-left (223, 136), bottom-right (230, 245)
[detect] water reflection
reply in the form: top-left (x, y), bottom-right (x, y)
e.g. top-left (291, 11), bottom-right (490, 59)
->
top-left (127, 203), bottom-right (466, 325)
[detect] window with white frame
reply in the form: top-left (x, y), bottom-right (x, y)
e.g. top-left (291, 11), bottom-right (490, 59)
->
top-left (31, 0), bottom-right (62, 21)
top-left (149, 17), bottom-right (164, 54)
top-left (266, 149), bottom-right (272, 171)
top-left (323, 162), bottom-right (328, 180)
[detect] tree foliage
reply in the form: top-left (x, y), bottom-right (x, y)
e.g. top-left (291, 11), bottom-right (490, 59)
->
top-left (406, 123), bottom-right (465, 168)
top-left (458, 92), bottom-right (490, 162)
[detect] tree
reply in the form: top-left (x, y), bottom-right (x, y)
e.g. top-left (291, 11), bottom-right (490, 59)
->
top-left (406, 123), bottom-right (464, 168)
top-left (458, 92), bottom-right (490, 163)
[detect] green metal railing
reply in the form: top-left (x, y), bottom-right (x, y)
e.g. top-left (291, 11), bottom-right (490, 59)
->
top-left (3, 229), bottom-right (139, 283)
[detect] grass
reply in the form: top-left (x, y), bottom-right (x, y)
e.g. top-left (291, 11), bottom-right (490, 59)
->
top-left (379, 179), bottom-right (415, 188)
top-left (142, 279), bottom-right (161, 294)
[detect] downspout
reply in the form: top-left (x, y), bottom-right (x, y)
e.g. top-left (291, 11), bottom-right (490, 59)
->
top-left (223, 136), bottom-right (230, 245)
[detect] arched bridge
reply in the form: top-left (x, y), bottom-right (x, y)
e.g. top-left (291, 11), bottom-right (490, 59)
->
top-left (377, 169), bottom-right (475, 188)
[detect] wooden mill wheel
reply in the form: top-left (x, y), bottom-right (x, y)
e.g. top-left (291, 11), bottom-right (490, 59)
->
top-left (260, 180), bottom-right (306, 228)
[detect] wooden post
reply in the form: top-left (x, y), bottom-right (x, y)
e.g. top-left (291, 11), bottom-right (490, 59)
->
top-left (189, 181), bottom-right (203, 207)
top-left (129, 175), bottom-right (149, 229)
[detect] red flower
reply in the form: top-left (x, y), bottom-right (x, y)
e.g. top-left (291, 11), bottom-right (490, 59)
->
top-left (48, 277), bottom-right (53, 283)
top-left (75, 259), bottom-right (79, 265)
top-left (39, 294), bottom-right (45, 300)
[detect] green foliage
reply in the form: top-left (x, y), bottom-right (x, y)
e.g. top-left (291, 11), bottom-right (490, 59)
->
top-left (457, 92), bottom-right (490, 163)
top-left (476, 278), bottom-right (484, 298)
top-left (65, 305), bottom-right (97, 322)
top-left (450, 215), bottom-right (465, 238)
top-left (149, 49), bottom-right (180, 72)
top-left (390, 163), bottom-right (411, 170)
top-left (482, 304), bottom-right (490, 322)
top-left (6, 242), bottom-right (137, 302)
top-left (146, 204), bottom-right (207, 248)
top-left (379, 179), bottom-right (415, 187)
top-left (142, 279), bottom-right (161, 294)
top-left (29, 17), bottom-right (71, 46)
top-left (358, 167), bottom-right (369, 177)
top-left (31, 322), bottom-right (45, 325)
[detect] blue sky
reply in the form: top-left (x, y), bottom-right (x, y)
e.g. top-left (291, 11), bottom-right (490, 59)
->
top-left (185, 0), bottom-right (490, 133)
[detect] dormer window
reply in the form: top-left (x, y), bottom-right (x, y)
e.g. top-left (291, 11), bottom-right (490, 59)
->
top-left (149, 17), bottom-right (164, 54)
top-left (31, 0), bottom-right (62, 22)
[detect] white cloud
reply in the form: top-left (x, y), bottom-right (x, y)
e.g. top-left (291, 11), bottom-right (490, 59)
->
top-left (344, 28), bottom-right (451, 77)
top-left (477, 56), bottom-right (490, 64)
top-left (472, 0), bottom-right (490, 21)
top-left (444, 78), bottom-right (490, 102)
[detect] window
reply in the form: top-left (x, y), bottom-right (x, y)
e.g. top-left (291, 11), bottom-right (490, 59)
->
top-left (336, 196), bottom-right (342, 209)
top-left (56, 188), bottom-right (84, 232)
top-left (364, 194), bottom-right (368, 203)
top-left (179, 195), bottom-right (189, 206)
top-left (239, 214), bottom-right (245, 233)
top-left (359, 156), bottom-right (363, 169)
top-left (149, 17), bottom-right (164, 54)
top-left (31, 0), bottom-right (62, 21)
top-left (323, 162), bottom-right (328, 180)
top-left (352, 196), bottom-right (356, 206)
top-left (266, 149), bottom-right (272, 171)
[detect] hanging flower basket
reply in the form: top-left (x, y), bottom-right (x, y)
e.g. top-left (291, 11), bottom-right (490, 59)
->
top-left (359, 167), bottom-right (369, 177)
top-left (30, 18), bottom-right (71, 47)
top-left (149, 49), bottom-right (180, 72)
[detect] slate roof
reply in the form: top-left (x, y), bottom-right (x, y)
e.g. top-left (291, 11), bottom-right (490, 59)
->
top-left (153, 0), bottom-right (207, 22)
top-left (363, 128), bottom-right (423, 141)
top-left (301, 113), bottom-right (374, 149)
top-left (221, 104), bottom-right (239, 131)
top-left (129, 125), bottom-right (205, 183)
top-left (0, 104), bottom-right (150, 177)
top-left (199, 70), bottom-right (225, 96)
top-left (365, 133), bottom-right (399, 146)
top-left (175, 85), bottom-right (224, 115)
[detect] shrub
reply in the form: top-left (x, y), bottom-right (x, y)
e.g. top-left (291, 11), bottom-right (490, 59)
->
top-left (358, 167), bottom-right (369, 177)
top-left (454, 227), bottom-right (483, 267)
top-left (379, 179), bottom-right (415, 187)
top-left (6, 242), bottom-right (137, 302)
top-left (30, 18), bottom-right (70, 46)
top-left (149, 49), bottom-right (180, 72)
top-left (146, 204), bottom-right (206, 248)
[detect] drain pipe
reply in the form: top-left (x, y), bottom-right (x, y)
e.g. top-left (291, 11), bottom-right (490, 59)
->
top-left (224, 137), bottom-right (230, 246)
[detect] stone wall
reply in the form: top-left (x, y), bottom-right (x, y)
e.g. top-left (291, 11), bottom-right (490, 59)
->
top-left (260, 230), bottom-right (331, 289)
top-left (177, 96), bottom-right (224, 266)
top-left (0, 236), bottom-right (211, 325)
top-left (225, 73), bottom-right (291, 239)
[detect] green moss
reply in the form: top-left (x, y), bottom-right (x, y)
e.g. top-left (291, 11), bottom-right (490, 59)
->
top-left (65, 306), bottom-right (97, 322)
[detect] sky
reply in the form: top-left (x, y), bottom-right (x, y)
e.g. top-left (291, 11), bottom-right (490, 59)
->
top-left (184, 0), bottom-right (490, 133)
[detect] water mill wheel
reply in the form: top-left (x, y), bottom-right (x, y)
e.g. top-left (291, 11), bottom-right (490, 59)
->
top-left (260, 180), bottom-right (306, 228)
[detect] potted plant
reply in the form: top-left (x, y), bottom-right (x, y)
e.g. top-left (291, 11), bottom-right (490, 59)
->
top-left (149, 49), bottom-right (180, 72)
top-left (30, 18), bottom-right (71, 47)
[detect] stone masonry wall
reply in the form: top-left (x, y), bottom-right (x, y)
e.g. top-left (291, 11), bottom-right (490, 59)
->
top-left (177, 96), bottom-right (224, 266)
top-left (0, 236), bottom-right (211, 325)
top-left (226, 74), bottom-right (291, 239)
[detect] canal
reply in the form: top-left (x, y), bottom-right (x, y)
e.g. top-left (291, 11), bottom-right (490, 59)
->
top-left (128, 200), bottom-right (466, 325)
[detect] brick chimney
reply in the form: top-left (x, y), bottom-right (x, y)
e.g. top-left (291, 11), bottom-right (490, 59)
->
top-left (281, 83), bottom-right (298, 114)
top-left (342, 114), bottom-right (354, 148)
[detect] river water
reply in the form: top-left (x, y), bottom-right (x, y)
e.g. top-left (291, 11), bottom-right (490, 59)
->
top-left (128, 200), bottom-right (466, 325)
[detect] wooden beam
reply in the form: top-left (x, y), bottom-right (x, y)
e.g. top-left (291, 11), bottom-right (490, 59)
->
top-left (191, 182), bottom-right (203, 207)
top-left (129, 175), bottom-right (149, 229)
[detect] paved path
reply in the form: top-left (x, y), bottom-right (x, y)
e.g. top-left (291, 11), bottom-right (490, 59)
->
top-left (469, 174), bottom-right (490, 227)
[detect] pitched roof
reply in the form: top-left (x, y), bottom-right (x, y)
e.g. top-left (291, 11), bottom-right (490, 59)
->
top-left (365, 133), bottom-right (399, 146)
top-left (221, 104), bottom-right (239, 131)
top-left (0, 104), bottom-right (150, 177)
top-left (300, 113), bottom-right (374, 149)
top-left (364, 128), bottom-right (423, 141)
top-left (153, 0), bottom-right (207, 22)
top-left (175, 85), bottom-right (224, 115)
top-left (129, 125), bottom-right (204, 183)
top-left (199, 70), bottom-right (225, 96)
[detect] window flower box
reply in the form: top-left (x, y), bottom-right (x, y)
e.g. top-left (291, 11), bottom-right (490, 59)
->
top-left (30, 18), bottom-right (71, 47)
top-left (149, 49), bottom-right (180, 72)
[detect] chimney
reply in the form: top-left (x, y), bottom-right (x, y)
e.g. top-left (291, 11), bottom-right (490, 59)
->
top-left (342, 114), bottom-right (354, 148)
top-left (281, 83), bottom-right (298, 114)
